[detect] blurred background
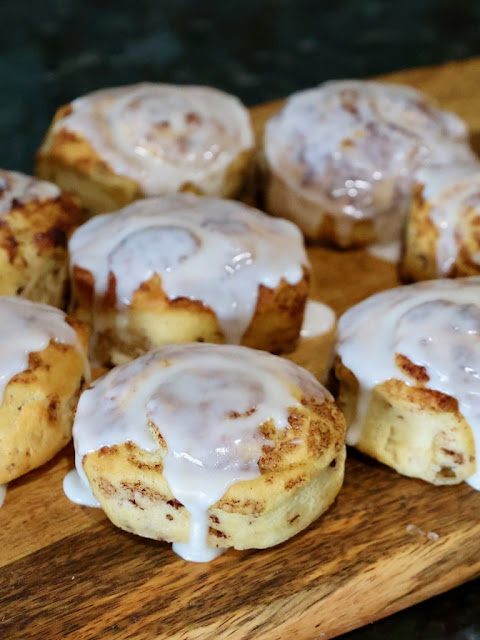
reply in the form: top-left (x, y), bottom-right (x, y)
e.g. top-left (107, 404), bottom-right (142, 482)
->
top-left (2, 0), bottom-right (480, 172)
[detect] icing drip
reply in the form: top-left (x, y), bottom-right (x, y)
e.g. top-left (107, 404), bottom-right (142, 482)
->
top-left (336, 277), bottom-right (480, 488)
top-left (265, 80), bottom-right (475, 244)
top-left (367, 240), bottom-right (402, 263)
top-left (416, 164), bottom-right (480, 275)
top-left (68, 343), bottom-right (331, 561)
top-left (63, 469), bottom-right (100, 508)
top-left (53, 83), bottom-right (253, 196)
top-left (69, 194), bottom-right (309, 344)
top-left (0, 170), bottom-right (60, 215)
top-left (0, 297), bottom-right (84, 403)
top-left (300, 300), bottom-right (336, 338)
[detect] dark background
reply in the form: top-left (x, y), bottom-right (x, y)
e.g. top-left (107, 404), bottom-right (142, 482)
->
top-left (2, 0), bottom-right (480, 172)
top-left (1, 1), bottom-right (479, 637)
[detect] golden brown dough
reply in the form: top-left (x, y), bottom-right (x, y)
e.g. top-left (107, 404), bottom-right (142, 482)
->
top-left (335, 357), bottom-right (475, 485)
top-left (68, 195), bottom-right (310, 366)
top-left (36, 83), bottom-right (254, 214)
top-left (0, 299), bottom-right (89, 484)
top-left (262, 80), bottom-right (475, 248)
top-left (0, 170), bottom-right (82, 307)
top-left (72, 343), bottom-right (346, 556)
top-left (334, 278), bottom-right (480, 486)
top-left (401, 165), bottom-right (480, 282)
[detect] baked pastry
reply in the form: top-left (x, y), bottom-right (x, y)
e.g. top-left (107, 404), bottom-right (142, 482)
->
top-left (401, 163), bottom-right (480, 281)
top-left (334, 277), bottom-right (480, 487)
top-left (0, 296), bottom-right (89, 486)
top-left (36, 83), bottom-right (254, 214)
top-left (0, 169), bottom-right (82, 307)
top-left (263, 80), bottom-right (475, 248)
top-left (65, 342), bottom-right (346, 561)
top-left (69, 194), bottom-right (310, 367)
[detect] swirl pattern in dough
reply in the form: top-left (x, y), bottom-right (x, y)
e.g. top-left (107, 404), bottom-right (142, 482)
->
top-left (36, 83), bottom-right (254, 213)
top-left (335, 277), bottom-right (480, 487)
top-left (263, 80), bottom-right (475, 247)
top-left (66, 342), bottom-right (346, 561)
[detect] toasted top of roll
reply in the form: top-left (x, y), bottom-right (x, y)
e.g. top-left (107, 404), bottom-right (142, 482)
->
top-left (0, 296), bottom-right (89, 402)
top-left (72, 342), bottom-right (341, 560)
top-left (336, 277), bottom-right (480, 488)
top-left (265, 80), bottom-right (474, 242)
top-left (69, 194), bottom-right (310, 343)
top-left (415, 164), bottom-right (480, 275)
top-left (41, 82), bottom-right (254, 197)
top-left (0, 170), bottom-right (61, 213)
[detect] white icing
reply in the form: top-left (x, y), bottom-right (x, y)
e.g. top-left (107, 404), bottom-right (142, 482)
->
top-left (0, 484), bottom-right (6, 508)
top-left (69, 342), bottom-right (331, 561)
top-left (0, 170), bottom-right (60, 215)
top-left (53, 83), bottom-right (254, 196)
top-left (300, 300), bottom-right (336, 338)
top-left (69, 194), bottom-right (309, 344)
top-left (416, 164), bottom-right (480, 275)
top-left (367, 240), bottom-right (402, 263)
top-left (0, 296), bottom-right (84, 403)
top-left (265, 80), bottom-right (475, 244)
top-left (336, 277), bottom-right (480, 488)
top-left (63, 469), bottom-right (100, 508)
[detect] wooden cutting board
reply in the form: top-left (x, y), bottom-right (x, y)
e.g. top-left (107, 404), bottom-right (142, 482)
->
top-left (2, 57), bottom-right (480, 640)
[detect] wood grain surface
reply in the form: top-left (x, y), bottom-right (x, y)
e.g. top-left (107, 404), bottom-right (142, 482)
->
top-left (2, 57), bottom-right (480, 640)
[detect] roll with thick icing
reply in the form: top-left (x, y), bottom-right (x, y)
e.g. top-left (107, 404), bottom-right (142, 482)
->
top-left (0, 169), bottom-right (82, 307)
top-left (263, 80), bottom-right (475, 248)
top-left (69, 194), bottom-right (311, 367)
top-left (401, 164), bottom-right (480, 281)
top-left (335, 278), bottom-right (480, 487)
top-left (0, 297), bottom-right (89, 489)
top-left (65, 342), bottom-right (346, 562)
top-left (36, 83), bottom-right (254, 213)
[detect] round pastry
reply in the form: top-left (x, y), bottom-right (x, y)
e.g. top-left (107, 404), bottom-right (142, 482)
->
top-left (401, 163), bottom-right (480, 281)
top-left (0, 296), bottom-right (89, 486)
top-left (334, 277), bottom-right (480, 488)
top-left (69, 194), bottom-right (311, 367)
top-left (263, 80), bottom-right (475, 248)
top-left (66, 342), bottom-right (346, 561)
top-left (0, 169), bottom-right (83, 307)
top-left (36, 83), bottom-right (254, 214)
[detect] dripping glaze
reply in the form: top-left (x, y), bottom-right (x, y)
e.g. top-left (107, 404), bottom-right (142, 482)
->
top-left (0, 170), bottom-right (60, 215)
top-left (66, 343), bottom-right (332, 562)
top-left (69, 194), bottom-right (309, 344)
top-left (265, 80), bottom-right (475, 245)
top-left (0, 297), bottom-right (85, 403)
top-left (336, 277), bottom-right (480, 489)
top-left (52, 83), bottom-right (254, 196)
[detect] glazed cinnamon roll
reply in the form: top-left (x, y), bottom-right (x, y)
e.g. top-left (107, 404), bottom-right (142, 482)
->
top-left (0, 296), bottom-right (89, 492)
top-left (335, 277), bottom-right (480, 487)
top-left (263, 80), bottom-right (475, 248)
top-left (36, 83), bottom-right (254, 214)
top-left (401, 164), bottom-right (480, 281)
top-left (69, 194), bottom-right (310, 367)
top-left (64, 342), bottom-right (346, 562)
top-left (0, 170), bottom-right (82, 307)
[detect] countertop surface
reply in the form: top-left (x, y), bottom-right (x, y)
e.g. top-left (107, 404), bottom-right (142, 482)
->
top-left (0, 1), bottom-right (479, 638)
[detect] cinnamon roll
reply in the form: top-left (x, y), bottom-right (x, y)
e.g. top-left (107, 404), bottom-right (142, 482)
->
top-left (0, 297), bottom-right (89, 489)
top-left (0, 170), bottom-right (82, 307)
top-left (335, 278), bottom-right (480, 487)
top-left (64, 342), bottom-right (346, 561)
top-left (401, 164), bottom-right (480, 281)
top-left (263, 80), bottom-right (475, 248)
top-left (36, 83), bottom-right (254, 214)
top-left (69, 194), bottom-right (310, 367)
